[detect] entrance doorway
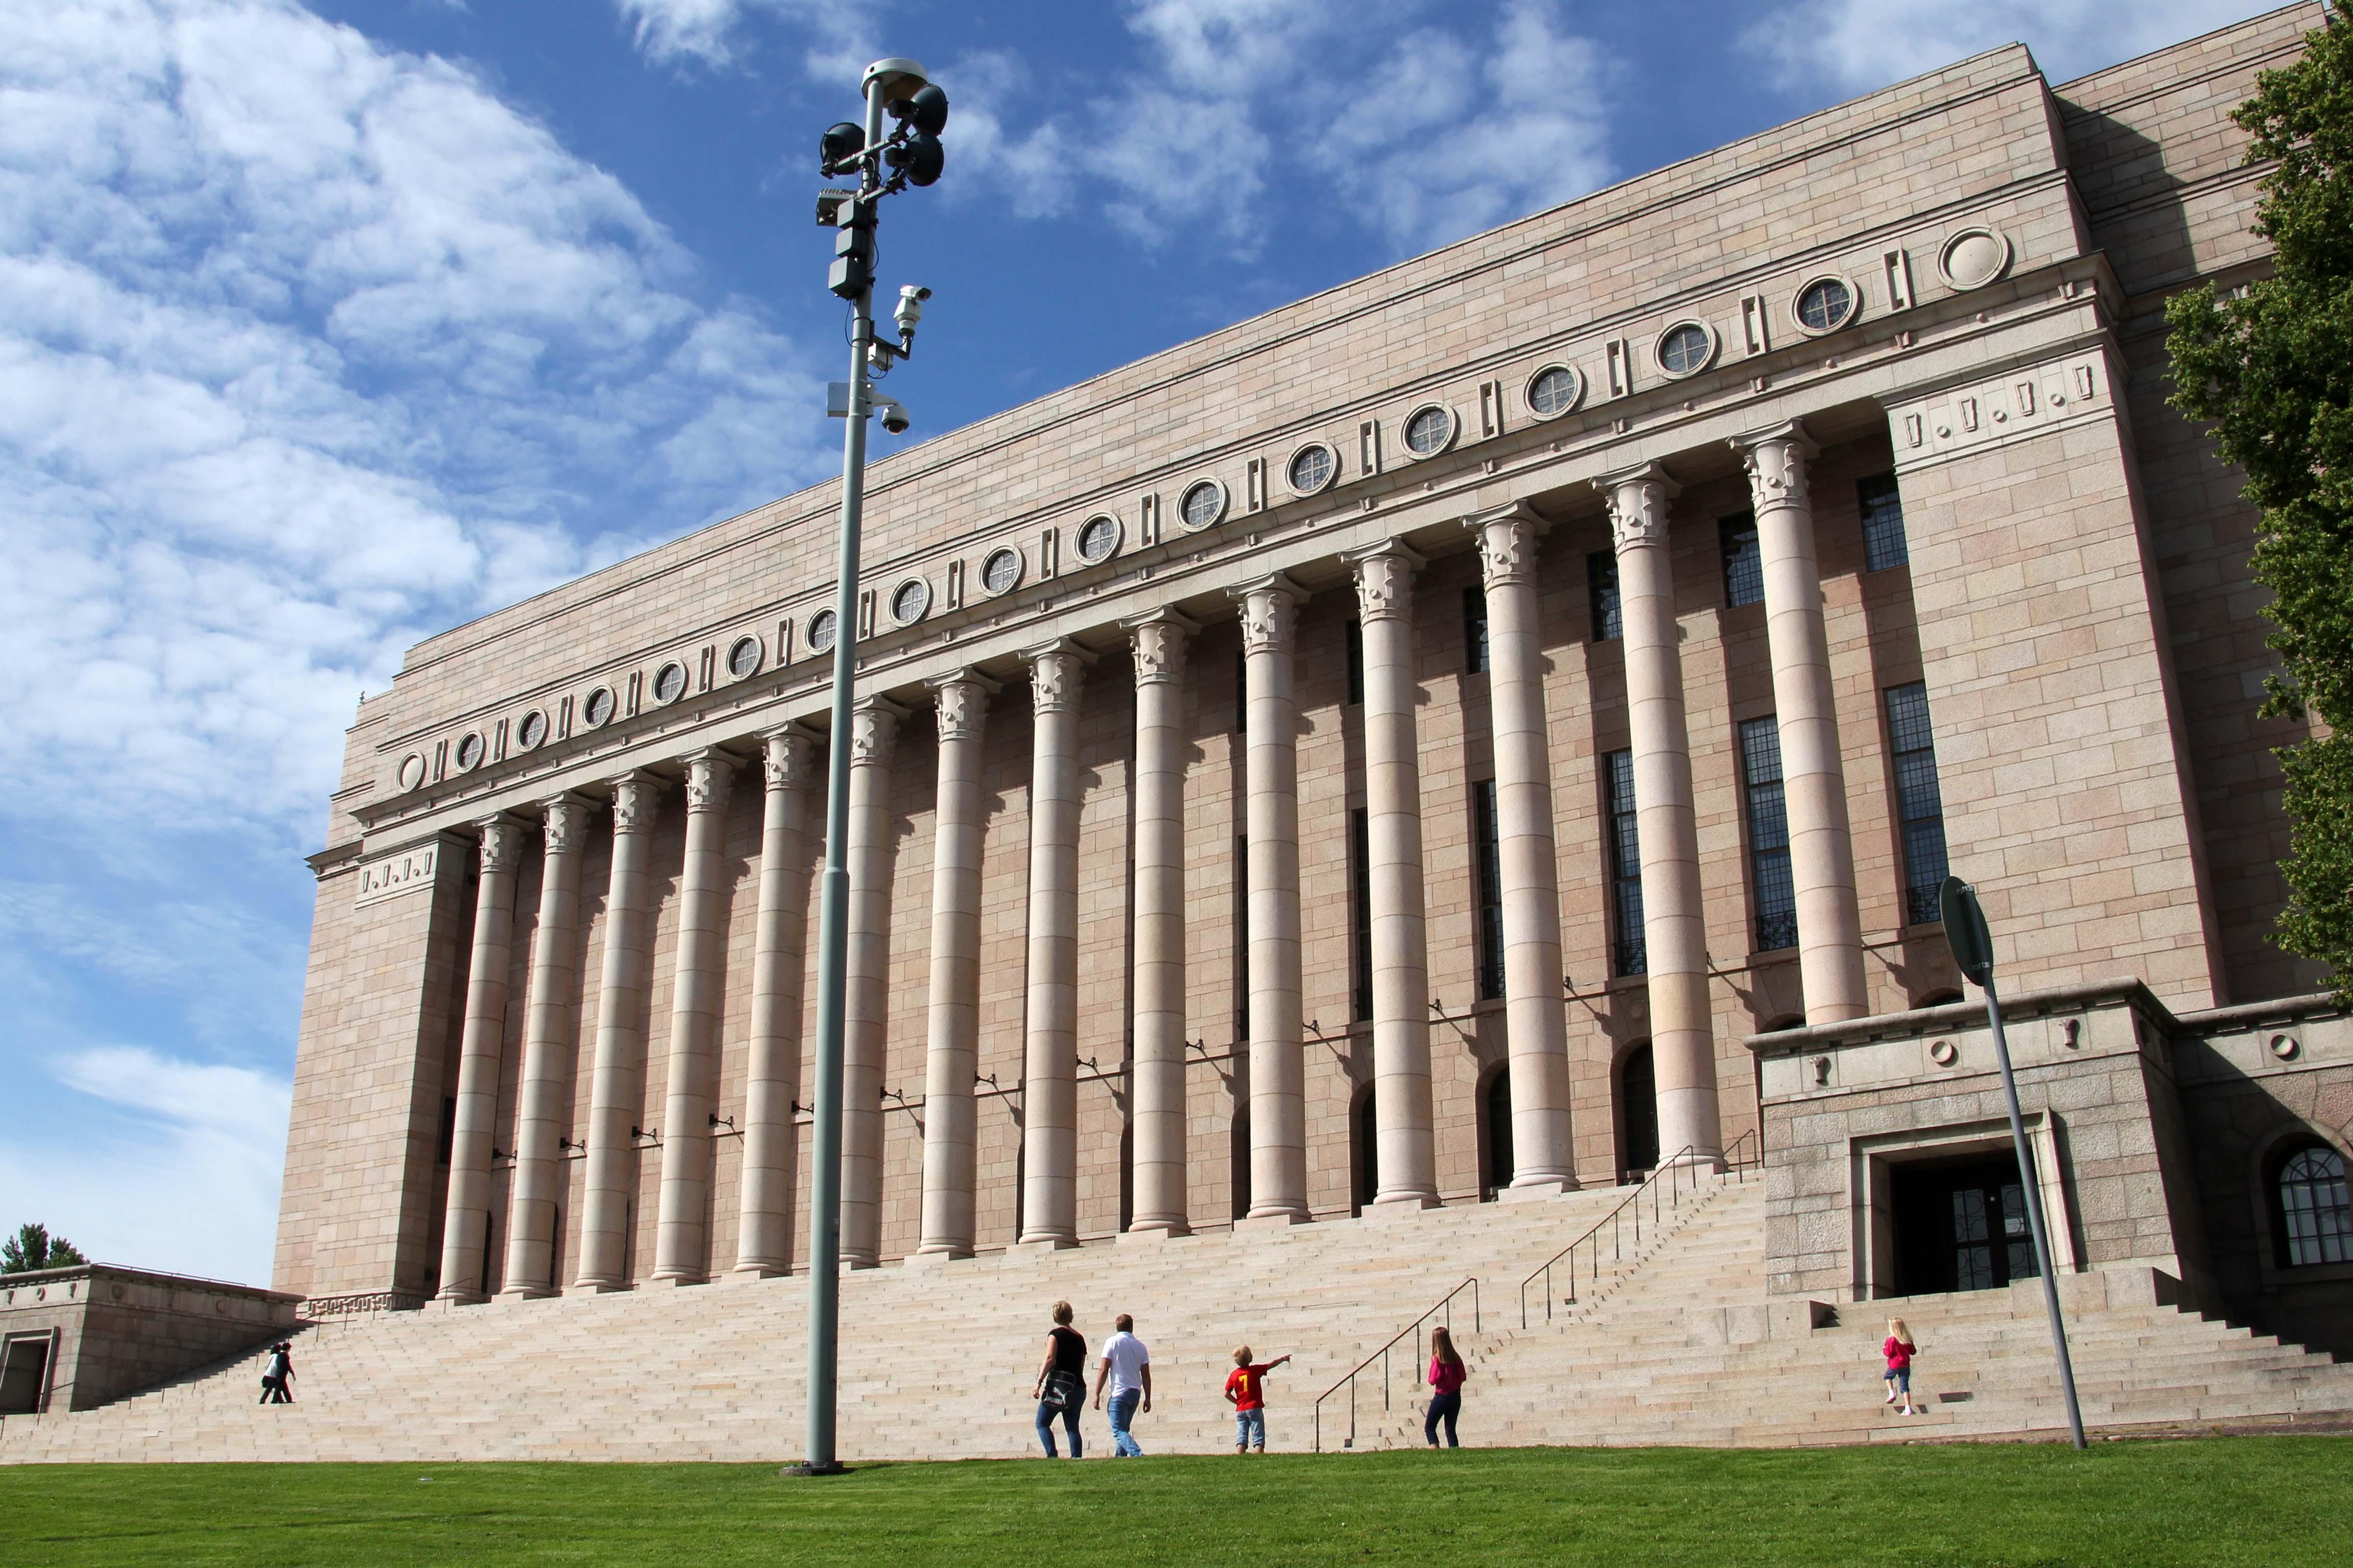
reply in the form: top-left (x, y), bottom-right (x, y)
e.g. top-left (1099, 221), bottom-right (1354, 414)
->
top-left (1618, 1043), bottom-right (1657, 1180)
top-left (1481, 1068), bottom-right (1513, 1199)
top-left (1891, 1152), bottom-right (2039, 1294)
top-left (1350, 1089), bottom-right (1376, 1216)
top-left (0, 1333), bottom-right (53, 1415)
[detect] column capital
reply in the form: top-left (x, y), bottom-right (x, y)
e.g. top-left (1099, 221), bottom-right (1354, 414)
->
top-left (679, 746), bottom-right (737, 815)
top-left (925, 668), bottom-right (1002, 743)
top-left (1021, 637), bottom-right (1095, 713)
top-left (848, 696), bottom-right (907, 767)
top-left (475, 812), bottom-right (529, 873)
top-left (1227, 572), bottom-right (1305, 653)
top-left (1595, 462), bottom-right (1683, 552)
top-left (758, 723), bottom-right (818, 790)
top-left (1120, 608), bottom-right (1199, 685)
top-left (1463, 502), bottom-right (1550, 589)
top-left (1344, 540), bottom-right (1427, 622)
top-left (537, 792), bottom-right (594, 856)
top-left (605, 769), bottom-right (664, 833)
top-left (1731, 418), bottom-right (1819, 510)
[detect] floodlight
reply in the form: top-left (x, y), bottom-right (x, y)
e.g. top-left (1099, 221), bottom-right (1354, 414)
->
top-left (898, 83), bottom-right (948, 137)
top-left (819, 121), bottom-right (864, 172)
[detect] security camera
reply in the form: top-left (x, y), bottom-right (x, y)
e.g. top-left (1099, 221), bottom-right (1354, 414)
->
top-left (873, 395), bottom-right (911, 435)
top-left (815, 188), bottom-right (857, 227)
top-left (894, 284), bottom-right (931, 333)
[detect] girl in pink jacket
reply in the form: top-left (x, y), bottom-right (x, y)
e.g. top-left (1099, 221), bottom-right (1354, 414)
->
top-left (1424, 1325), bottom-right (1467, 1447)
top-left (1883, 1317), bottom-right (1919, 1415)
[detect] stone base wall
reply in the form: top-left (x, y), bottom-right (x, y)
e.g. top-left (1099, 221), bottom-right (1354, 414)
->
top-left (0, 1266), bottom-right (301, 1414)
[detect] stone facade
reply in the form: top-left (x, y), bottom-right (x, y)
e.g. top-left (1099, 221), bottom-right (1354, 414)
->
top-left (0, 1267), bottom-right (300, 1415)
top-left (268, 6), bottom-right (2350, 1361)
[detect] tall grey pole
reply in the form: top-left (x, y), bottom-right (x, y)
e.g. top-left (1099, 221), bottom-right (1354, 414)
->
top-left (798, 70), bottom-right (890, 1479)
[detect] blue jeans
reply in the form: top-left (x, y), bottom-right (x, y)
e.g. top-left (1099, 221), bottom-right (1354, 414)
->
top-left (1108, 1389), bottom-right (1143, 1456)
top-left (1424, 1390), bottom-right (1461, 1447)
top-left (1036, 1399), bottom-right (1081, 1457)
top-left (1234, 1408), bottom-right (1265, 1449)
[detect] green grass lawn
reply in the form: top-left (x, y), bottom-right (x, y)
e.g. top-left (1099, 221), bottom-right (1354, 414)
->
top-left (4, 1438), bottom-right (2346, 1566)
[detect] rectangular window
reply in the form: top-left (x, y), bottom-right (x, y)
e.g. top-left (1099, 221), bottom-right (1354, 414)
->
top-left (1722, 513), bottom-right (1763, 608)
top-left (1859, 472), bottom-right (1908, 571)
top-left (1234, 833), bottom-right (1250, 1035)
top-left (1350, 807), bottom-right (1373, 1023)
top-left (1886, 682), bottom-right (1950, 925)
top-left (1605, 749), bottom-right (1645, 977)
top-left (1588, 551), bottom-right (1621, 641)
top-left (1472, 779), bottom-right (1505, 1001)
top-left (1234, 648), bottom-right (1248, 734)
top-left (1464, 585), bottom-right (1489, 674)
top-left (1345, 618), bottom-right (1364, 706)
top-left (1739, 716), bottom-right (1797, 952)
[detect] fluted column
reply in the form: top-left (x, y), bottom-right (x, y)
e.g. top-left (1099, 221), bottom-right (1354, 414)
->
top-left (435, 812), bottom-right (527, 1304)
top-left (574, 770), bottom-right (663, 1291)
top-left (1465, 503), bottom-right (1578, 1192)
top-left (1019, 639), bottom-right (1092, 1246)
top-left (917, 670), bottom-right (999, 1258)
top-left (1230, 574), bottom-right (1309, 1222)
top-left (651, 749), bottom-right (738, 1284)
top-left (1346, 542), bottom-right (1440, 1207)
top-left (841, 696), bottom-right (905, 1268)
top-left (499, 793), bottom-right (592, 1298)
top-left (734, 725), bottom-right (817, 1277)
top-left (1601, 464), bottom-right (1721, 1166)
top-left (1123, 609), bottom-right (1197, 1234)
top-left (1738, 420), bottom-right (1867, 1022)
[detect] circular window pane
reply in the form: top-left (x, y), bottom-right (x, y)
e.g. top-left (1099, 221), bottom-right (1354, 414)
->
top-left (1179, 480), bottom-right (1225, 530)
top-left (1797, 278), bottom-right (1852, 331)
top-left (1076, 515), bottom-right (1120, 563)
top-left (981, 547), bottom-right (1023, 596)
top-left (1659, 323), bottom-right (1713, 375)
top-left (517, 710), bottom-right (548, 750)
top-left (455, 732), bottom-right (484, 771)
top-left (653, 662), bottom-right (687, 705)
top-left (1528, 366), bottom-right (1581, 418)
top-left (1287, 445), bottom-right (1334, 494)
top-left (397, 753), bottom-right (427, 791)
top-left (891, 576), bottom-right (931, 624)
top-left (583, 687), bottom-right (614, 728)
top-left (1404, 405), bottom-right (1453, 456)
top-left (728, 636), bottom-right (762, 679)
top-left (807, 609), bottom-right (839, 652)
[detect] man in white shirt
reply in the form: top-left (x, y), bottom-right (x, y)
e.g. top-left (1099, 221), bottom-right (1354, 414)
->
top-left (1092, 1312), bottom-right (1153, 1457)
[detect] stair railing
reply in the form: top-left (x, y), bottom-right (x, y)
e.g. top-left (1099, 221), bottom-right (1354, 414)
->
top-left (1517, 1129), bottom-right (1763, 1330)
top-left (1312, 1276), bottom-right (1479, 1454)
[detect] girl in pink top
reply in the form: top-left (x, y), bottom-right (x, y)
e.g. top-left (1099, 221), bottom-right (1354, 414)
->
top-left (1424, 1325), bottom-right (1468, 1448)
top-left (1882, 1317), bottom-right (1919, 1416)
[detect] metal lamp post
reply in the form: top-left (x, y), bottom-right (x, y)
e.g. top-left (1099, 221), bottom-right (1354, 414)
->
top-left (1938, 874), bottom-right (2087, 1450)
top-left (790, 56), bottom-right (947, 1479)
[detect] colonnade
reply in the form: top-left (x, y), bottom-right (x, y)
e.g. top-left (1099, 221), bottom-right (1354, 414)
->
top-left (427, 420), bottom-right (1869, 1300)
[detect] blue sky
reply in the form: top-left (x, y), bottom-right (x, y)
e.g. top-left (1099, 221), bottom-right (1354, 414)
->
top-left (0, 0), bottom-right (2280, 1285)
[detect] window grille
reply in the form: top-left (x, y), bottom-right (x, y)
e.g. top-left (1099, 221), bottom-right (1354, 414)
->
top-left (1605, 749), bottom-right (1645, 976)
top-left (1739, 716), bottom-right (1797, 952)
top-left (1860, 472), bottom-right (1909, 571)
top-left (1589, 551), bottom-right (1621, 641)
top-left (1472, 779), bottom-right (1505, 1001)
top-left (1886, 682), bottom-right (1950, 925)
top-left (1722, 513), bottom-right (1763, 607)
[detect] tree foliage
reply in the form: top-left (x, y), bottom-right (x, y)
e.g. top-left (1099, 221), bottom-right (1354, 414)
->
top-left (2169, 1), bottom-right (2353, 999)
top-left (1, 1221), bottom-right (87, 1274)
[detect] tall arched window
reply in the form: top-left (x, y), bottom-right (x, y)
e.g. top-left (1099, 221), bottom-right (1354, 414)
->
top-left (1619, 1044), bottom-right (1658, 1179)
top-left (1481, 1067), bottom-right (1514, 1200)
top-left (2275, 1142), bottom-right (2352, 1268)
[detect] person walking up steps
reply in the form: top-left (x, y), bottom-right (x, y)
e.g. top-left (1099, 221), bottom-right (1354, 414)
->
top-left (258, 1341), bottom-right (295, 1405)
top-left (1424, 1325), bottom-right (1466, 1447)
top-left (1882, 1317), bottom-right (1919, 1416)
top-left (1093, 1313), bottom-right (1153, 1457)
top-left (1224, 1345), bottom-right (1290, 1454)
top-left (1032, 1301), bottom-right (1088, 1457)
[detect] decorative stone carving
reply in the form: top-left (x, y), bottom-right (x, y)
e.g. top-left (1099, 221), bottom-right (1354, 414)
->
top-left (608, 770), bottom-right (661, 833)
top-left (1596, 463), bottom-right (1681, 552)
top-left (760, 725), bottom-right (815, 791)
top-left (354, 840), bottom-right (444, 907)
top-left (1464, 505), bottom-right (1544, 589)
top-left (848, 697), bottom-right (903, 766)
top-left (925, 669), bottom-right (1000, 743)
top-left (1734, 420), bottom-right (1818, 511)
top-left (539, 793), bottom-right (591, 856)
top-left (1346, 541), bottom-right (1424, 623)
top-left (1227, 573), bottom-right (1303, 653)
top-left (476, 813), bottom-right (527, 874)
top-left (681, 748), bottom-right (736, 815)
top-left (1023, 638), bottom-right (1092, 714)
top-left (1121, 609), bottom-right (1198, 686)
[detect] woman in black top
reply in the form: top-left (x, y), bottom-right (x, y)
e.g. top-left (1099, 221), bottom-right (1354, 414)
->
top-left (1031, 1300), bottom-right (1087, 1457)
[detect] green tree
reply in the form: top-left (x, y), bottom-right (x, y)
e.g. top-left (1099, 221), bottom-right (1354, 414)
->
top-left (2169, 1), bottom-right (2353, 1000)
top-left (1, 1222), bottom-right (88, 1273)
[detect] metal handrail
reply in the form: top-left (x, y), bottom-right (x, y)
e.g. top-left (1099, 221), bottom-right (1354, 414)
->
top-left (1312, 1276), bottom-right (1479, 1454)
top-left (1517, 1129), bottom-right (1765, 1330)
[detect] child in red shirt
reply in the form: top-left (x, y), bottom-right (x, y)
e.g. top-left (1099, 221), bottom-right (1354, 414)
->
top-left (1224, 1345), bottom-right (1291, 1454)
top-left (1882, 1317), bottom-right (1919, 1416)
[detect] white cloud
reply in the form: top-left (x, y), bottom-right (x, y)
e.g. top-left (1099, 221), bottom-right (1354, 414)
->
top-left (613, 0), bottom-right (882, 79)
top-left (1742, 0), bottom-right (2278, 97)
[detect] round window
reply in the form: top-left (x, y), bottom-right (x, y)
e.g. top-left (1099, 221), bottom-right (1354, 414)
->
top-left (891, 576), bottom-right (931, 624)
top-left (807, 609), bottom-right (839, 652)
top-left (1075, 514), bottom-right (1121, 563)
top-left (1179, 479), bottom-right (1226, 530)
top-left (455, 732), bottom-right (485, 771)
top-left (516, 710), bottom-right (548, 750)
top-left (653, 661), bottom-right (687, 705)
top-left (583, 686), bottom-right (615, 728)
top-left (1795, 277), bottom-right (1855, 332)
top-left (727, 636), bottom-right (763, 680)
top-left (1403, 404), bottom-right (1455, 456)
top-left (1527, 365), bottom-right (1582, 418)
top-left (1657, 322), bottom-right (1715, 376)
top-left (397, 753), bottom-right (427, 791)
top-left (1287, 444), bottom-right (1336, 494)
top-left (980, 546), bottom-right (1024, 596)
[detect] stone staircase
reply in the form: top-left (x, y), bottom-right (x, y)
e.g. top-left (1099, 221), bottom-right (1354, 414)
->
top-left (7, 1172), bottom-right (2347, 1463)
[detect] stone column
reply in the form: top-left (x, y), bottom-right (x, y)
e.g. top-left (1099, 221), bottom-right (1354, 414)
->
top-left (841, 696), bottom-right (904, 1268)
top-left (651, 749), bottom-right (738, 1284)
top-left (1600, 464), bottom-right (1721, 1166)
top-left (1122, 609), bottom-right (1197, 1234)
top-left (1018, 639), bottom-right (1092, 1246)
top-left (1346, 542), bottom-right (1440, 1208)
top-left (1737, 420), bottom-right (1868, 1022)
top-left (1229, 574), bottom-right (1310, 1222)
top-left (499, 792), bottom-right (592, 1299)
top-left (434, 812), bottom-right (527, 1304)
top-left (1465, 503), bottom-right (1578, 1192)
top-left (734, 725), bottom-right (817, 1277)
top-left (574, 770), bottom-right (663, 1291)
top-left (916, 670), bottom-right (998, 1258)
